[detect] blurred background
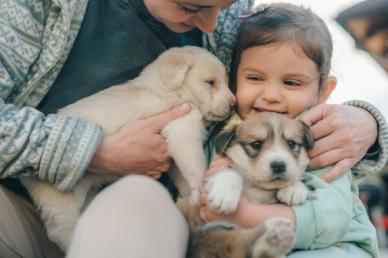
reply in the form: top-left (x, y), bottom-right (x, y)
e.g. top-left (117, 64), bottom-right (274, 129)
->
top-left (253, 0), bottom-right (388, 256)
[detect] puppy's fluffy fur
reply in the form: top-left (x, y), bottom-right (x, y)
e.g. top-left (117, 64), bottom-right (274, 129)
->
top-left (183, 112), bottom-right (314, 258)
top-left (21, 46), bottom-right (235, 251)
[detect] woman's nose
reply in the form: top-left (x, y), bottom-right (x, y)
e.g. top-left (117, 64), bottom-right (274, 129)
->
top-left (194, 8), bottom-right (220, 33)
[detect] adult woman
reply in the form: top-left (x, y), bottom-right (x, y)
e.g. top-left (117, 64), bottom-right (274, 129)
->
top-left (0, 1), bottom-right (386, 257)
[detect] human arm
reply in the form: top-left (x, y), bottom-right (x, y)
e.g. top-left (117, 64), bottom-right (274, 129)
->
top-left (200, 157), bottom-right (354, 250)
top-left (1, 98), bottom-right (191, 188)
top-left (0, 0), bottom-right (192, 185)
top-left (199, 192), bottom-right (296, 228)
top-left (291, 171), bottom-right (353, 249)
top-left (0, 99), bottom-right (103, 191)
top-left (300, 101), bottom-right (388, 182)
top-left (0, 2), bottom-right (103, 191)
top-left (88, 103), bottom-right (192, 179)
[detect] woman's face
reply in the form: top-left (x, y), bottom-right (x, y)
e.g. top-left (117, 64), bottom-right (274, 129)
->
top-left (144, 0), bottom-right (236, 33)
top-left (236, 43), bottom-right (336, 119)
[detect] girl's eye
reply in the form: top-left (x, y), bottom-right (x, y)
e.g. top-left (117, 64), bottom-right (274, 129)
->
top-left (287, 140), bottom-right (297, 150)
top-left (206, 80), bottom-right (215, 87)
top-left (180, 5), bottom-right (201, 14)
top-left (250, 140), bottom-right (263, 150)
top-left (284, 80), bottom-right (302, 87)
top-left (247, 75), bottom-right (263, 81)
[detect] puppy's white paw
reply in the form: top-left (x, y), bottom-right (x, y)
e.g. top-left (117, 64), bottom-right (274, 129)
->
top-left (250, 217), bottom-right (295, 258)
top-left (205, 169), bottom-right (243, 213)
top-left (277, 181), bottom-right (309, 206)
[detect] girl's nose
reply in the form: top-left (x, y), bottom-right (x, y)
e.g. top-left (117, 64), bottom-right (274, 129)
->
top-left (194, 8), bottom-right (220, 33)
top-left (261, 85), bottom-right (282, 103)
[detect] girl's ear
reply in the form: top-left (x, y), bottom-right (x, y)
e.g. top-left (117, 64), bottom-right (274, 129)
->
top-left (318, 75), bottom-right (337, 103)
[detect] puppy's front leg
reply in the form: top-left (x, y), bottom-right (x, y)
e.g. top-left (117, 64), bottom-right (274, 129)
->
top-left (162, 108), bottom-right (207, 200)
top-left (205, 168), bottom-right (243, 213)
top-left (276, 181), bottom-right (309, 206)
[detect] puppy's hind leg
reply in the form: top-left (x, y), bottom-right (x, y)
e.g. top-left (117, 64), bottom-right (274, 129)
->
top-left (248, 217), bottom-right (295, 258)
top-left (21, 177), bottom-right (93, 251)
top-left (187, 222), bottom-right (267, 258)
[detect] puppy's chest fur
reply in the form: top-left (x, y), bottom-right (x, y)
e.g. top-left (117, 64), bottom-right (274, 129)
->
top-left (243, 182), bottom-right (279, 204)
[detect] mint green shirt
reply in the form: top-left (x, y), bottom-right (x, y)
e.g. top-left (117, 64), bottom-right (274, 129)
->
top-left (293, 168), bottom-right (378, 257)
top-left (205, 138), bottom-right (378, 258)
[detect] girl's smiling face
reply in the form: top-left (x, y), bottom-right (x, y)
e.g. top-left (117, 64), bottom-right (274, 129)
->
top-left (236, 43), bottom-right (336, 119)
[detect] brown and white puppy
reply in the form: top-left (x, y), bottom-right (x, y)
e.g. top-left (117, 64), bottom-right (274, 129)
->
top-left (207, 112), bottom-right (314, 212)
top-left (185, 112), bottom-right (314, 258)
top-left (21, 46), bottom-right (235, 251)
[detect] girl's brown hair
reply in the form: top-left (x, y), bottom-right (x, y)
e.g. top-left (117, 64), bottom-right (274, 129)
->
top-left (230, 3), bottom-right (333, 93)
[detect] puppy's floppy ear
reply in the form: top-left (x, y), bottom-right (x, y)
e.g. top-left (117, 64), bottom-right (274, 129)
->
top-left (300, 121), bottom-right (314, 150)
top-left (159, 48), bottom-right (194, 89)
top-left (215, 126), bottom-right (236, 154)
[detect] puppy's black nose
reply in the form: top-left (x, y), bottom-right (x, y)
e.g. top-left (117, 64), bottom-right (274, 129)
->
top-left (270, 161), bottom-right (286, 174)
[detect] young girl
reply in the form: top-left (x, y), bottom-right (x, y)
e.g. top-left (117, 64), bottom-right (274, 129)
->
top-left (200, 3), bottom-right (378, 258)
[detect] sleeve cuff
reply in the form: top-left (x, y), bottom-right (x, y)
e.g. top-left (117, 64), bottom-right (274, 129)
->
top-left (364, 139), bottom-right (380, 160)
top-left (39, 115), bottom-right (103, 191)
top-left (344, 100), bottom-right (388, 177)
top-left (292, 201), bottom-right (316, 250)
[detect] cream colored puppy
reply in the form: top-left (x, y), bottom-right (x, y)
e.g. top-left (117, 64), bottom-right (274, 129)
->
top-left (21, 46), bottom-right (235, 251)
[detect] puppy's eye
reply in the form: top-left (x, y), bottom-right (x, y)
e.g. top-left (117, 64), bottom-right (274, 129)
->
top-left (287, 140), bottom-right (297, 149)
top-left (250, 140), bottom-right (262, 150)
top-left (206, 80), bottom-right (215, 87)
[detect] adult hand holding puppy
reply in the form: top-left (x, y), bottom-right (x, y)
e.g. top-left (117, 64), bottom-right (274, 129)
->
top-left (199, 155), bottom-right (252, 226)
top-left (88, 103), bottom-right (191, 178)
top-left (300, 104), bottom-right (377, 182)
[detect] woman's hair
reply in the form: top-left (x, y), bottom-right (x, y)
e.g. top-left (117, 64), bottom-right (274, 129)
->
top-left (230, 3), bottom-right (333, 93)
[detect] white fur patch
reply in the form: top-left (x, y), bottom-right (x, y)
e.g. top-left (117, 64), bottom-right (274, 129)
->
top-left (205, 168), bottom-right (243, 213)
top-left (277, 181), bottom-right (309, 205)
